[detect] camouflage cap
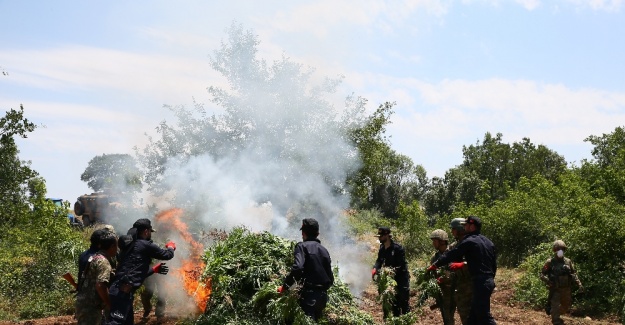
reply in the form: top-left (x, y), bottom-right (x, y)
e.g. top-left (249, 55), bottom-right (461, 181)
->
top-left (430, 229), bottom-right (449, 241)
top-left (553, 240), bottom-right (567, 250)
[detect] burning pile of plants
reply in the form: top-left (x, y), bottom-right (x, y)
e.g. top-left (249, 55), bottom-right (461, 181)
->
top-left (195, 226), bottom-right (374, 324)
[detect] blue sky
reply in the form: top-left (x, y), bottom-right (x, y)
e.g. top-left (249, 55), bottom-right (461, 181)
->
top-left (1, 0), bottom-right (624, 202)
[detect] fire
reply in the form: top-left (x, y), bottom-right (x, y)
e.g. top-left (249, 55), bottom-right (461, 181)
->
top-left (155, 208), bottom-right (212, 312)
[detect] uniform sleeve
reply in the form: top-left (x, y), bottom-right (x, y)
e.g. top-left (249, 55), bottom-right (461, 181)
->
top-left (539, 260), bottom-right (551, 284)
top-left (395, 245), bottom-right (408, 272)
top-left (434, 240), bottom-right (469, 267)
top-left (325, 250), bottom-right (334, 287)
top-left (569, 260), bottom-right (582, 287)
top-left (94, 258), bottom-right (112, 284)
top-left (284, 243), bottom-right (305, 287)
top-left (373, 246), bottom-right (383, 270)
top-left (145, 241), bottom-right (175, 260)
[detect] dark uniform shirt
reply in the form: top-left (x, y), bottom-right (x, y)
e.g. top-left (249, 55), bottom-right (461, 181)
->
top-left (434, 231), bottom-right (497, 278)
top-left (374, 241), bottom-right (409, 285)
top-left (284, 238), bottom-right (334, 290)
top-left (113, 238), bottom-right (174, 288)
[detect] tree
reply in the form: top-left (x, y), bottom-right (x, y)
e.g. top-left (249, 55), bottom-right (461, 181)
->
top-left (347, 102), bottom-right (429, 218)
top-left (578, 126), bottom-right (625, 204)
top-left (0, 105), bottom-right (38, 226)
top-left (80, 153), bottom-right (142, 194)
top-left (423, 132), bottom-right (567, 220)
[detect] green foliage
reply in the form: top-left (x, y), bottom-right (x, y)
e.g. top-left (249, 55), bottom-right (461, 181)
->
top-left (347, 103), bottom-right (429, 219)
top-left (199, 227), bottom-right (372, 324)
top-left (0, 105), bottom-right (38, 228)
top-left (579, 126), bottom-right (625, 205)
top-left (344, 208), bottom-right (388, 238)
top-left (423, 132), bottom-right (567, 221)
top-left (513, 242), bottom-right (551, 309)
top-left (80, 153), bottom-right (143, 194)
top-left (395, 201), bottom-right (430, 260)
top-left (375, 267), bottom-right (397, 319)
top-left (412, 267), bottom-right (442, 308)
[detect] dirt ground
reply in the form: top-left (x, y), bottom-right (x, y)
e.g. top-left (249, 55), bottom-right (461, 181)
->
top-left (1, 271), bottom-right (621, 325)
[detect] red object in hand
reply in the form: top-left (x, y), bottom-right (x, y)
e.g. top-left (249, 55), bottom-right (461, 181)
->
top-left (449, 262), bottom-right (465, 270)
top-left (436, 277), bottom-right (443, 284)
top-left (277, 286), bottom-right (284, 294)
top-left (427, 265), bottom-right (437, 272)
top-left (165, 241), bottom-right (176, 251)
top-left (371, 268), bottom-right (377, 276)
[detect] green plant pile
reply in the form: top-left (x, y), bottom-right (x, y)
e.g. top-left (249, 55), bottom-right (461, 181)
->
top-left (412, 267), bottom-right (442, 309)
top-left (195, 227), bottom-right (373, 324)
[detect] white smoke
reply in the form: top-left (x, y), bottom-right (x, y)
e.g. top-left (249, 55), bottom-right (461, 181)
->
top-left (137, 24), bottom-right (373, 305)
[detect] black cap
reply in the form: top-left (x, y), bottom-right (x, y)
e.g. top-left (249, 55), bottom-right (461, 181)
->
top-left (462, 216), bottom-right (482, 229)
top-left (376, 227), bottom-right (391, 237)
top-left (133, 218), bottom-right (155, 232)
top-left (300, 218), bottom-right (319, 234)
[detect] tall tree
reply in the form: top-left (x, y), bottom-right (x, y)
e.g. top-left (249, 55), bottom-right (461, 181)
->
top-left (347, 102), bottom-right (429, 218)
top-left (80, 153), bottom-right (142, 194)
top-left (423, 132), bottom-right (567, 219)
top-left (0, 105), bottom-right (38, 226)
top-left (578, 126), bottom-right (625, 204)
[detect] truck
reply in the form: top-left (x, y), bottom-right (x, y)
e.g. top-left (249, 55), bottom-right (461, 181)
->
top-left (46, 197), bottom-right (83, 227)
top-left (73, 192), bottom-right (121, 226)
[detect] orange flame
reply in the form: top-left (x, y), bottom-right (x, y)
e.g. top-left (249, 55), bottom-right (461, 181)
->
top-left (155, 208), bottom-right (211, 312)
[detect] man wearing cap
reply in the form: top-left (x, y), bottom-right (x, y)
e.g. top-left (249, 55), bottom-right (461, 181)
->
top-left (449, 218), bottom-right (473, 325)
top-left (106, 218), bottom-right (176, 325)
top-left (372, 227), bottom-right (410, 317)
top-left (428, 216), bottom-right (497, 325)
top-left (278, 218), bottom-right (334, 322)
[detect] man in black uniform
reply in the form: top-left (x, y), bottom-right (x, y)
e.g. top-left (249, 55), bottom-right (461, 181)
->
top-left (429, 216), bottom-right (497, 325)
top-left (278, 218), bottom-right (334, 322)
top-left (372, 227), bottom-right (410, 317)
top-left (106, 218), bottom-right (175, 325)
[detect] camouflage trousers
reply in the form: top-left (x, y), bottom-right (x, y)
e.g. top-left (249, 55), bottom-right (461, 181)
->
top-left (549, 287), bottom-right (572, 325)
top-left (75, 301), bottom-right (104, 325)
top-left (454, 281), bottom-right (473, 325)
top-left (438, 284), bottom-right (455, 325)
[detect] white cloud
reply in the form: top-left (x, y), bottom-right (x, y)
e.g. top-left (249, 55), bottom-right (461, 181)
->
top-left (564, 0), bottom-right (623, 11)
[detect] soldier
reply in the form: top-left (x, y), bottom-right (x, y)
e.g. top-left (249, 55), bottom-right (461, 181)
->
top-left (75, 231), bottom-right (118, 324)
top-left (430, 229), bottom-right (454, 325)
top-left (429, 216), bottom-right (497, 325)
top-left (278, 218), bottom-right (334, 322)
top-left (449, 218), bottom-right (472, 325)
top-left (540, 240), bottom-right (583, 325)
top-left (106, 218), bottom-right (175, 325)
top-left (372, 227), bottom-right (410, 317)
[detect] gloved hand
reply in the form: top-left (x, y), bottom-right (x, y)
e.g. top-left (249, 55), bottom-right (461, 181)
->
top-left (165, 241), bottom-right (176, 251)
top-left (277, 286), bottom-right (285, 294)
top-left (449, 262), bottom-right (465, 270)
top-left (371, 268), bottom-right (377, 280)
top-left (436, 277), bottom-right (443, 284)
top-left (152, 263), bottom-right (169, 275)
top-left (427, 265), bottom-right (437, 272)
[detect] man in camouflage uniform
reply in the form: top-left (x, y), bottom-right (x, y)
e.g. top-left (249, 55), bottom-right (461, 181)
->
top-left (430, 229), bottom-right (455, 324)
top-left (540, 240), bottom-right (583, 325)
top-left (449, 218), bottom-right (472, 325)
top-left (75, 231), bottom-right (118, 324)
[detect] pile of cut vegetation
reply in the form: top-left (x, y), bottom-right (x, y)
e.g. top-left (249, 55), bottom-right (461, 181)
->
top-left (195, 227), bottom-right (374, 325)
